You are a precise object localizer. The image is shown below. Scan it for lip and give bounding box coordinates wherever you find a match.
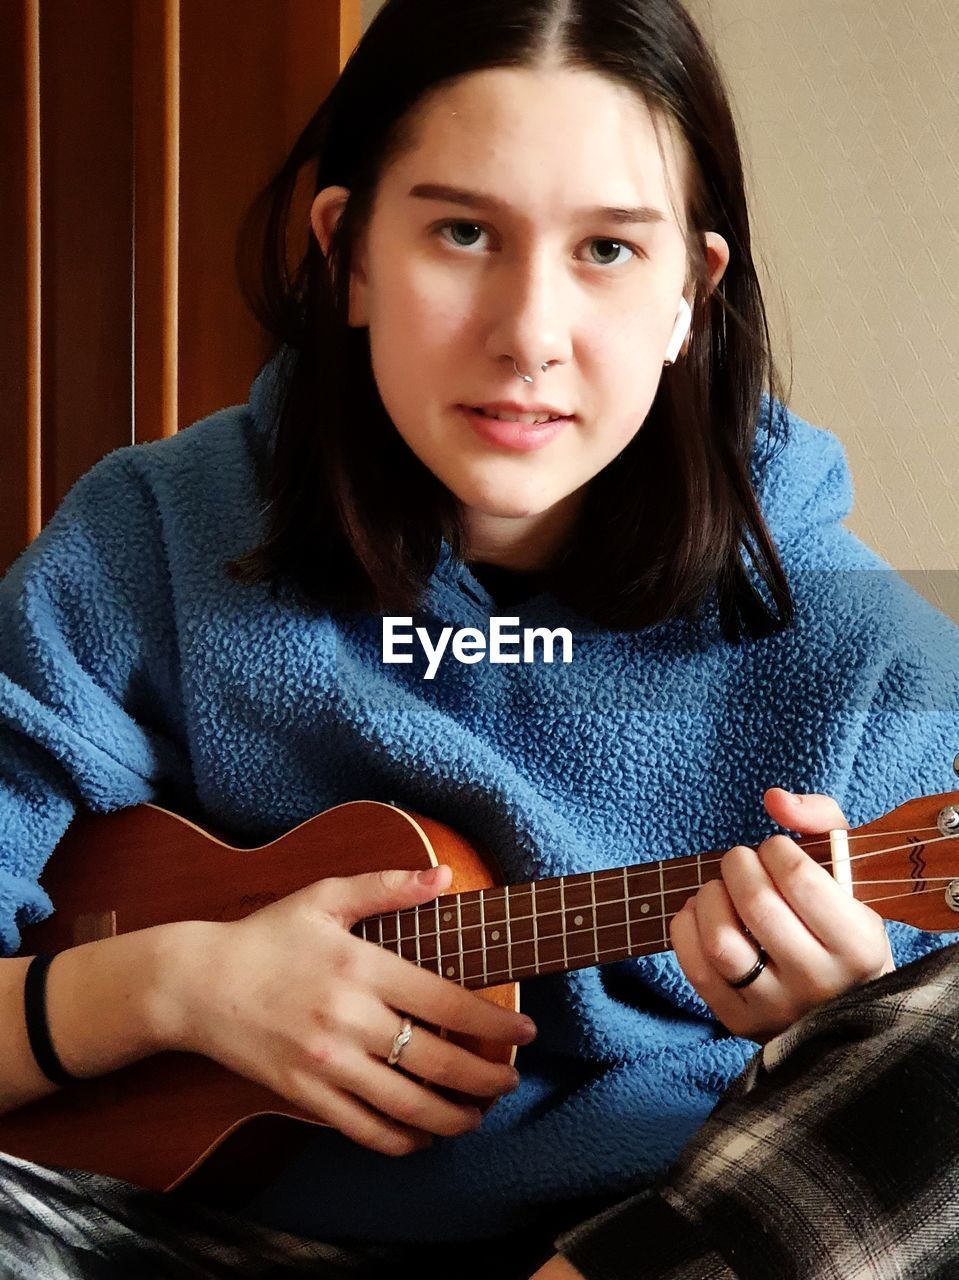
[474,400,571,418]
[459,407,571,453]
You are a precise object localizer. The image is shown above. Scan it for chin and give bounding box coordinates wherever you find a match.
[465,499,539,520]
[453,482,551,521]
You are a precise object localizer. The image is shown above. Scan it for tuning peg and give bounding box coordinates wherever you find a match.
[954,752,959,777]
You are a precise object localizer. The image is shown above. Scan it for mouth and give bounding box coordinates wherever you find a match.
[459,406,572,453]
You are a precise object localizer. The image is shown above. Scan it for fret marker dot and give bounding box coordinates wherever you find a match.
[446,966,455,977]
[640,903,650,914]
[442,911,452,923]
[491,930,500,941]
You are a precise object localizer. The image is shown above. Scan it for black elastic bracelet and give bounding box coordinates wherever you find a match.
[24,953,79,1088]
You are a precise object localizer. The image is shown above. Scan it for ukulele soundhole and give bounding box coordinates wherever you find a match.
[945,881,959,914]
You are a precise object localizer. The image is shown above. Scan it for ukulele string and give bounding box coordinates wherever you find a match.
[680,823,953,874]
[386,880,958,984]
[364,824,959,965]
[393,828,959,939]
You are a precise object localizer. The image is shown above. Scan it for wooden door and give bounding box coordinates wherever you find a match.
[0,0,361,577]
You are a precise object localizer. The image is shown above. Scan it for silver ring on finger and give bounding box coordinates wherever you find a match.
[387,1015,413,1066]
[729,946,768,991]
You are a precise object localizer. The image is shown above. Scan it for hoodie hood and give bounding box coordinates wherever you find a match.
[751,392,854,547]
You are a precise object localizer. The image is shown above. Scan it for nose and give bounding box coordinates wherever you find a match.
[486,248,573,376]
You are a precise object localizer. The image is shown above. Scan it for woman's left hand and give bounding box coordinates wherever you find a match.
[670,786,895,1042]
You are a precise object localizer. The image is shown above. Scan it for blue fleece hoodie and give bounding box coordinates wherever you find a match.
[0,351,957,1243]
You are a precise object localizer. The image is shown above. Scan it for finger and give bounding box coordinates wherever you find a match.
[670,898,778,1029]
[721,842,832,976]
[326,984,520,1100]
[682,877,774,987]
[320,864,454,928]
[366,1007,520,1100]
[722,844,824,957]
[368,945,537,1046]
[286,1071,436,1157]
[755,835,892,978]
[309,1039,486,1138]
[763,788,849,833]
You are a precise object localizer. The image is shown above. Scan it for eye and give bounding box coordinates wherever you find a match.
[587,238,641,267]
[432,220,642,267]
[436,221,487,250]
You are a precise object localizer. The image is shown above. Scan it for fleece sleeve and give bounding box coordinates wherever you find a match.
[0,450,193,955]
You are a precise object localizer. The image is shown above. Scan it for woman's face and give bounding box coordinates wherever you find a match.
[312,65,729,568]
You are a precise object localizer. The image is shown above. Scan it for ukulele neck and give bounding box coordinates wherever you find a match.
[359,847,805,988]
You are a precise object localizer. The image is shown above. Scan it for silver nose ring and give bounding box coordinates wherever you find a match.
[513,360,549,383]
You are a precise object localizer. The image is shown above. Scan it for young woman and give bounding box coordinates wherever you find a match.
[0,0,956,1276]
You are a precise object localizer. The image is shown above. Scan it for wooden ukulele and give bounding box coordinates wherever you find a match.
[2,789,958,1205]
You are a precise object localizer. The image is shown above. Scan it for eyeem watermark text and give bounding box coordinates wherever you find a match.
[383,616,574,680]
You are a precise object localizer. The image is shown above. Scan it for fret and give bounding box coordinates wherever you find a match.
[528,880,565,973]
[359,919,368,941]
[439,901,457,980]
[622,866,631,955]
[456,892,465,984]
[479,888,488,985]
[531,881,540,974]
[663,858,704,926]
[561,875,600,967]
[457,889,484,986]
[559,877,568,968]
[626,866,664,951]
[483,890,510,986]
[414,898,422,967]
[657,860,667,947]
[434,897,444,976]
[505,885,513,980]
[505,884,535,980]
[378,914,384,948]
[417,900,437,974]
[590,872,599,962]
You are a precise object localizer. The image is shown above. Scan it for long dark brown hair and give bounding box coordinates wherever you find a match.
[228,0,794,641]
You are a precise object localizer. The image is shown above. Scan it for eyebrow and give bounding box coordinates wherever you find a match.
[407,183,667,226]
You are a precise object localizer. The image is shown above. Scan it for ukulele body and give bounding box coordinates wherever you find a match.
[2,801,517,1204]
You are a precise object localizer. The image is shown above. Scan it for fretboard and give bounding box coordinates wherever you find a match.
[355,850,728,988]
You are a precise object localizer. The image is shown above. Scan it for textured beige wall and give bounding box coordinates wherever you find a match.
[360,0,958,618]
[686,0,958,621]
[361,0,383,30]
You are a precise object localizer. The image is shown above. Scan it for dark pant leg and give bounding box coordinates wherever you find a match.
[0,1151,382,1279]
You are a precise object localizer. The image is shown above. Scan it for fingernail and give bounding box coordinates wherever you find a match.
[416,867,440,884]
[516,1017,537,1042]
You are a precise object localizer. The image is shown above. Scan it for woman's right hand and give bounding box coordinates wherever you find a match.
[169,864,537,1156]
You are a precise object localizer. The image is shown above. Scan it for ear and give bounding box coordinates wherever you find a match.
[703,231,730,292]
[309,186,370,328]
[681,231,730,356]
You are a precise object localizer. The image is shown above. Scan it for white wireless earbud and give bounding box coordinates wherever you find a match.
[664,296,693,365]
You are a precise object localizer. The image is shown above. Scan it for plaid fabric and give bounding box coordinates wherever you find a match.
[0,1152,387,1279]
[556,942,959,1280]
[0,1149,564,1280]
